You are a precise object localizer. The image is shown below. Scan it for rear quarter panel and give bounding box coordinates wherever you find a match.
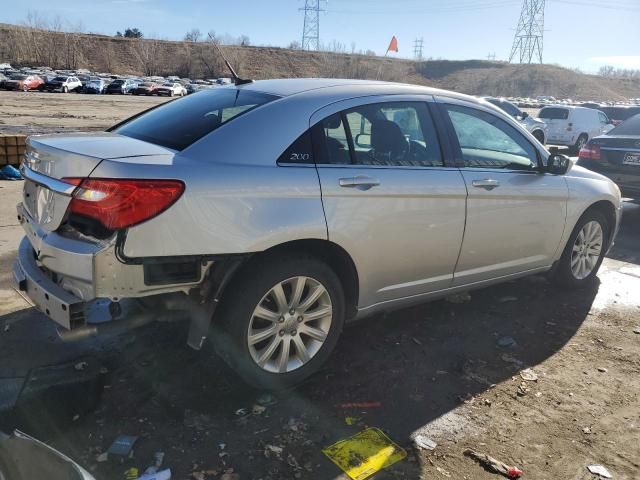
[92,157,327,257]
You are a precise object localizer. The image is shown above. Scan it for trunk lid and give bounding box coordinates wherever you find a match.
[22,133,175,232]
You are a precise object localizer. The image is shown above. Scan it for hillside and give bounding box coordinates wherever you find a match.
[1,23,639,100]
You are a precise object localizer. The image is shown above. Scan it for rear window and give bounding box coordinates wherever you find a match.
[539,107,569,120]
[114,88,278,151]
[609,114,640,135]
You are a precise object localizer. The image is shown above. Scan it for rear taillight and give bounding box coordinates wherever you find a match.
[578,143,601,161]
[63,178,185,230]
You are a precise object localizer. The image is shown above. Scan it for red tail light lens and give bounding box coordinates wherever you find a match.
[578,143,601,161]
[63,178,185,230]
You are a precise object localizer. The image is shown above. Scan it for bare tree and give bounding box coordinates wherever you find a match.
[598,65,615,77]
[184,28,201,42]
[131,38,162,75]
[288,41,301,50]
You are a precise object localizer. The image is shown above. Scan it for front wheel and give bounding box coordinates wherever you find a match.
[551,210,609,288]
[212,255,345,389]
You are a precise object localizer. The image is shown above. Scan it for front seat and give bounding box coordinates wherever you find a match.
[370,119,407,165]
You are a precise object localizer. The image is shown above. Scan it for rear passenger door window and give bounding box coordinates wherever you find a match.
[444,104,538,171]
[314,102,443,167]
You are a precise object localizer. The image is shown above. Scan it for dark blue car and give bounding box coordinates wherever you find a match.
[578,113,640,199]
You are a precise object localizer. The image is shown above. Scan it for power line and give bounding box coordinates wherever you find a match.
[509,0,545,64]
[300,0,325,51]
[413,38,424,61]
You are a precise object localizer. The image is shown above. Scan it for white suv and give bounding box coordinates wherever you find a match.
[539,105,614,152]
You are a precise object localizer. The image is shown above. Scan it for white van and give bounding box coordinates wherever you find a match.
[538,105,614,152]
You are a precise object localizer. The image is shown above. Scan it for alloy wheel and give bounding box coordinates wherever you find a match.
[247,276,333,373]
[570,220,603,280]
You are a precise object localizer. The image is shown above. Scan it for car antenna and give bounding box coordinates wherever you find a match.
[208,33,253,85]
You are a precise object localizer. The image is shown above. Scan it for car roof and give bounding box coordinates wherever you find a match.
[237,78,473,102]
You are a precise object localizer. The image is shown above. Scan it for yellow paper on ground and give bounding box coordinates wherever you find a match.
[322,427,407,480]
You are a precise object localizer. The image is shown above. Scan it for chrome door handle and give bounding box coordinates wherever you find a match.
[339,176,381,190]
[472,179,500,190]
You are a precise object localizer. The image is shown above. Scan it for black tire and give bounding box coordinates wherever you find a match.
[212,254,345,389]
[572,134,588,154]
[532,130,545,144]
[551,209,609,288]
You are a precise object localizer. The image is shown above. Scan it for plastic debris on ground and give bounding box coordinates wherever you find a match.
[124,467,139,480]
[322,427,407,480]
[413,434,437,450]
[143,451,165,474]
[138,468,171,480]
[264,444,284,460]
[345,416,360,426]
[587,464,612,478]
[497,336,517,348]
[633,326,640,334]
[520,368,538,381]
[464,449,523,478]
[107,435,138,456]
[0,165,22,180]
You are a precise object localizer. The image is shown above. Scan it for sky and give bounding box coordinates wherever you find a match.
[2,0,640,73]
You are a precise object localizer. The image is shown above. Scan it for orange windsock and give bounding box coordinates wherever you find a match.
[387,36,398,53]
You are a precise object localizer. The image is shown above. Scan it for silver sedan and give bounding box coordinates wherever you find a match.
[13,79,622,388]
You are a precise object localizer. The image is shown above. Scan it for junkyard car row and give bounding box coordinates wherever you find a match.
[13,79,623,388]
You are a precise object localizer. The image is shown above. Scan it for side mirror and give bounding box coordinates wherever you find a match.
[546,153,572,175]
[521,111,529,119]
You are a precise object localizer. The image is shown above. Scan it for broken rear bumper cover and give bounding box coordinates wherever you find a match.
[13,202,213,345]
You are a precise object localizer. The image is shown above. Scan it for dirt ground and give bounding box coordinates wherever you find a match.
[0,90,170,135]
[0,91,639,480]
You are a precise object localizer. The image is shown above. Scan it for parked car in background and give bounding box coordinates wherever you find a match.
[156,82,187,97]
[578,113,640,199]
[539,105,614,152]
[105,78,138,95]
[2,74,43,91]
[83,78,106,94]
[482,96,548,144]
[131,82,159,95]
[41,75,82,93]
[13,79,622,389]
[598,106,640,126]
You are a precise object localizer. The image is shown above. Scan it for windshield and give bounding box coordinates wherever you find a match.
[114,88,278,150]
[10,74,26,80]
[610,114,640,135]
[539,107,569,120]
[53,76,67,81]
[111,79,124,85]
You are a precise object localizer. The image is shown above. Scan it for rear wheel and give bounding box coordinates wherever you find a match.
[22,85,28,92]
[551,209,609,288]
[212,254,345,389]
[572,134,588,154]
